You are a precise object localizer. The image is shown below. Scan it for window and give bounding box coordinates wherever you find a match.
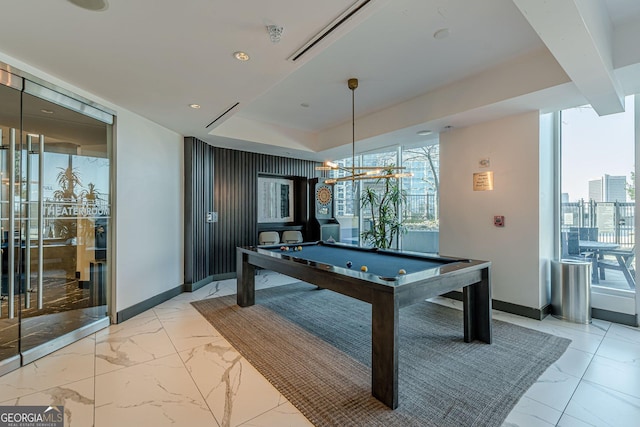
[402,144,439,253]
[560,96,635,294]
[330,142,439,252]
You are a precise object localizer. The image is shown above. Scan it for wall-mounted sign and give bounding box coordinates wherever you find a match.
[45,202,111,218]
[473,171,494,191]
[596,203,615,233]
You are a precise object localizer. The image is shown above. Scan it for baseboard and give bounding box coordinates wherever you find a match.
[493,300,548,320]
[116,284,184,323]
[184,276,214,292]
[212,272,237,280]
[592,308,638,327]
[184,273,237,292]
[441,291,547,320]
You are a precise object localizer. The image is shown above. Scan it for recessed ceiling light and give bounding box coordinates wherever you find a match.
[40,109,54,114]
[416,130,432,136]
[233,51,250,61]
[189,104,201,109]
[433,28,450,40]
[67,0,109,12]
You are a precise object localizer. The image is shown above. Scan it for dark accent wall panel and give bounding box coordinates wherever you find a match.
[184,137,319,284]
[212,146,319,275]
[184,137,215,287]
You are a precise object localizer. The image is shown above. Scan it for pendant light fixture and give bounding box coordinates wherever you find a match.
[319,78,412,184]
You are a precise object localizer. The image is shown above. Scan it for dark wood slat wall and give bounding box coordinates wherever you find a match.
[184,137,319,286]
[213,146,319,275]
[184,137,215,289]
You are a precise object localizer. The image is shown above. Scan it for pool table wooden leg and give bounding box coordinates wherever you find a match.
[463,266,492,344]
[371,290,399,409]
[237,251,255,307]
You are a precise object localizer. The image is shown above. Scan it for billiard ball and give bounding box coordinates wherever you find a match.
[297,246,303,251]
[346,261,352,268]
[360,265,368,272]
[280,246,286,251]
[399,269,407,275]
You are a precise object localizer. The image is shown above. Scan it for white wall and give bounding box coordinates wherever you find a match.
[114,111,184,312]
[440,111,547,309]
[0,51,185,316]
[538,113,557,307]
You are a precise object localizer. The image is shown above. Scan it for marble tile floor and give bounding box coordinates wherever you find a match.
[0,271,637,426]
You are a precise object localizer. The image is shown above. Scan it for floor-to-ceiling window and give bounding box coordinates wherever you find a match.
[560,95,636,322]
[330,141,439,252]
[402,143,439,253]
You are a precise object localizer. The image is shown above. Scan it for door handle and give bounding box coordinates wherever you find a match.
[8,128,15,319]
[38,135,44,310]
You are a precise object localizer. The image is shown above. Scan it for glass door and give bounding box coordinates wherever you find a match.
[0,78,22,373]
[19,88,112,363]
[0,69,112,374]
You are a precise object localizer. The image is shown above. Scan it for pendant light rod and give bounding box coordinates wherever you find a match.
[349,77,358,177]
[318,77,412,184]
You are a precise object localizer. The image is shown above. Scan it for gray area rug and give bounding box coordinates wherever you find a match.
[192,282,571,427]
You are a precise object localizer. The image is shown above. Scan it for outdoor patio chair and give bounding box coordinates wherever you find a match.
[562,231,593,260]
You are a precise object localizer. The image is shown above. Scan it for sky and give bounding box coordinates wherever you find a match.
[561,96,635,202]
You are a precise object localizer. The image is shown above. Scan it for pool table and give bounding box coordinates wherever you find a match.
[236,241,492,409]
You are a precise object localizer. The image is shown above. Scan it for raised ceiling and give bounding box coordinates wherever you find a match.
[0,0,639,161]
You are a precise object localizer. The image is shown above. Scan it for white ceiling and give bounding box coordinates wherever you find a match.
[1,0,640,161]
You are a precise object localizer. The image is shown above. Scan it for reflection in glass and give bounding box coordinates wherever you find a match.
[19,92,111,354]
[0,79,112,369]
[0,83,21,367]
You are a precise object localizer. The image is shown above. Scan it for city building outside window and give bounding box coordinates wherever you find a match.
[560,96,635,296]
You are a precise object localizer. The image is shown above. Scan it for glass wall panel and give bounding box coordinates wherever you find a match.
[402,144,439,253]
[19,91,111,354]
[0,82,22,370]
[330,142,440,252]
[560,97,635,298]
[0,72,111,372]
[360,150,398,248]
[332,157,360,245]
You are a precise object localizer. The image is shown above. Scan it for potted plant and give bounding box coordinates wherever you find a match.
[360,168,407,249]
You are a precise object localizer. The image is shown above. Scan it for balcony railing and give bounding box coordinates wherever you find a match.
[402,194,438,224]
[561,200,634,246]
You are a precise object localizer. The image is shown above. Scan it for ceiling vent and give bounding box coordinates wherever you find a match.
[205,102,240,129]
[288,0,373,62]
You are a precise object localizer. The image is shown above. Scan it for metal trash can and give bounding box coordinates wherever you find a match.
[551,259,592,324]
